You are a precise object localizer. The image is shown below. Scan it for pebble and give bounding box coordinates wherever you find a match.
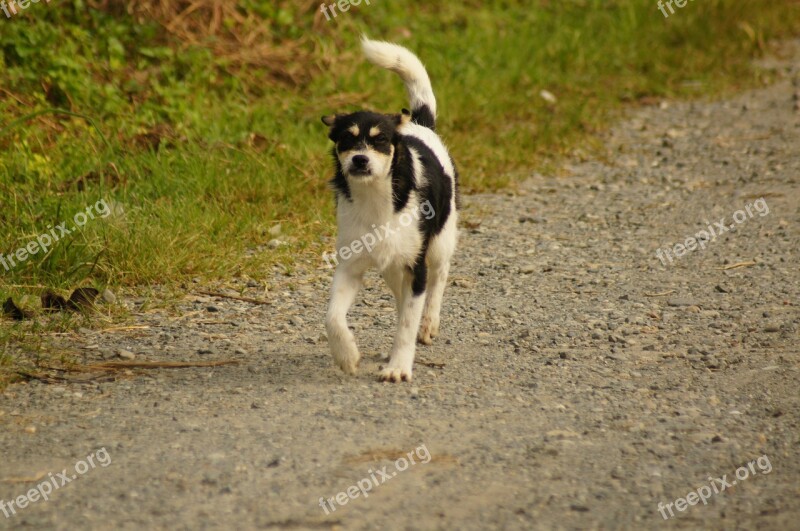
[102,289,117,304]
[519,215,547,224]
[667,298,697,307]
[117,349,136,360]
[453,278,476,288]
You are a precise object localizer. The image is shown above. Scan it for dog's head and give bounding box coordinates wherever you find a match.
[322,110,411,181]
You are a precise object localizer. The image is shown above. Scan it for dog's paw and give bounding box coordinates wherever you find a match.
[332,348,360,375]
[417,316,438,345]
[417,332,433,346]
[379,366,413,383]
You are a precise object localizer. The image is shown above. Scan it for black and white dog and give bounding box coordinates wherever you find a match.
[322,38,459,382]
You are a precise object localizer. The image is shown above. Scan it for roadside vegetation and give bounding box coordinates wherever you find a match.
[1,0,798,386]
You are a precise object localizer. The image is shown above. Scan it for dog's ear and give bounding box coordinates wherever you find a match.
[321,114,339,127]
[392,109,412,128]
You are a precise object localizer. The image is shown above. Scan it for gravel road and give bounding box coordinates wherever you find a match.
[1,43,798,531]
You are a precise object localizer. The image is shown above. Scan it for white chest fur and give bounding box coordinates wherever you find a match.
[335,191,425,272]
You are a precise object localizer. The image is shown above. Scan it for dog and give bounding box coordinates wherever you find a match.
[322,37,460,382]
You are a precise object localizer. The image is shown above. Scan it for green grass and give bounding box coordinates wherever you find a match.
[0,0,798,386]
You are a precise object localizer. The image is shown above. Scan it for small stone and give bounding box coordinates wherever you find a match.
[519,215,547,224]
[268,224,282,236]
[545,430,579,440]
[268,239,283,249]
[102,289,117,304]
[539,89,557,104]
[764,325,781,333]
[198,348,214,355]
[520,265,537,274]
[206,305,220,313]
[667,298,696,307]
[117,349,136,360]
[453,278,475,289]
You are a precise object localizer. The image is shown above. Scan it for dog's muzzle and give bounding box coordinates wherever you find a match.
[349,155,371,176]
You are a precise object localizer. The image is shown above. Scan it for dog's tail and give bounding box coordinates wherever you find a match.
[361,37,437,129]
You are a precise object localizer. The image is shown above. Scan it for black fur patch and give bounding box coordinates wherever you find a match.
[329,150,350,202]
[326,111,397,154]
[411,104,436,130]
[411,246,428,296]
[395,135,453,240]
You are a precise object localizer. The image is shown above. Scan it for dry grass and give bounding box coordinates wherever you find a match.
[89,0,321,84]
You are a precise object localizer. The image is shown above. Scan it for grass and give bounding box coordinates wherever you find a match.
[0,0,798,387]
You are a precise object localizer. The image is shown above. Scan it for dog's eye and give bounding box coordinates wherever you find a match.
[372,134,388,143]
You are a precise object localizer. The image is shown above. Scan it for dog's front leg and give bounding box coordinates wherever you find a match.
[326,265,364,375]
[380,266,426,382]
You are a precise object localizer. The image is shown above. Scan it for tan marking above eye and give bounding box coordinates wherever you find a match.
[369,126,381,137]
[348,125,360,136]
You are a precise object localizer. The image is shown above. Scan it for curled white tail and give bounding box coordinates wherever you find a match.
[361,37,437,121]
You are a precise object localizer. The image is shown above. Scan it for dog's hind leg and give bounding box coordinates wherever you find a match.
[326,265,365,375]
[418,259,449,345]
[380,264,425,382]
[419,217,457,345]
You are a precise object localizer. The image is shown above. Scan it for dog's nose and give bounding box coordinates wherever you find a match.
[352,155,369,168]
